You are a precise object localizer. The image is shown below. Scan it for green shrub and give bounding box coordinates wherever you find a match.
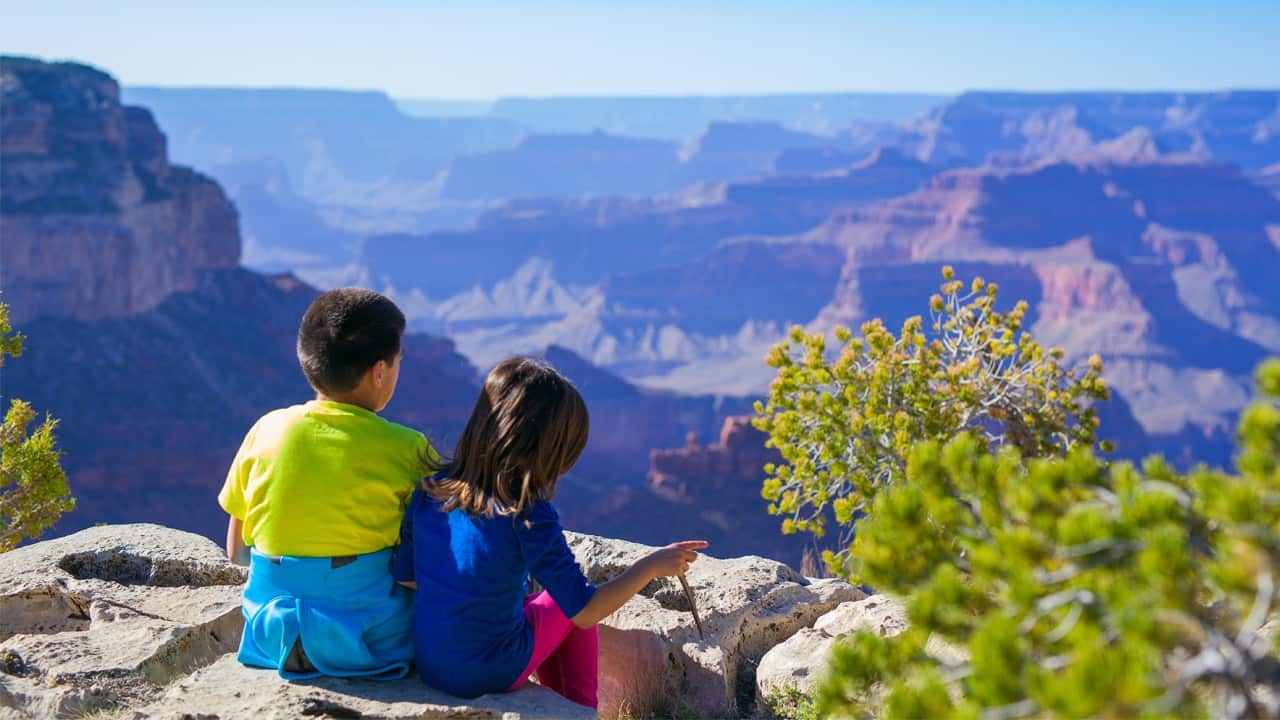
[754,268,1109,575]
[0,302,74,551]
[762,683,820,720]
[818,359,1280,719]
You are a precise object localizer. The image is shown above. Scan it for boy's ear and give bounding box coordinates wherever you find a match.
[371,359,389,387]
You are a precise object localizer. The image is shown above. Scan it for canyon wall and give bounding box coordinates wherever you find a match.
[1,57,240,324]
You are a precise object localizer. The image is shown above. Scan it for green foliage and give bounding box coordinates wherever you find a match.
[0,302,74,551]
[754,268,1109,575]
[817,359,1280,719]
[762,683,821,720]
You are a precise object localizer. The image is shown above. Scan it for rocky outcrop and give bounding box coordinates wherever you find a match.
[677,122,827,184]
[566,532,863,718]
[573,414,836,570]
[0,525,590,719]
[1,525,862,719]
[0,56,240,324]
[648,417,776,502]
[754,595,966,713]
[755,595,909,703]
[525,347,755,529]
[0,524,245,718]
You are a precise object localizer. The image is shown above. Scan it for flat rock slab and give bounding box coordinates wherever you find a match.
[0,524,246,596]
[567,532,864,718]
[2,525,858,719]
[755,594,908,705]
[132,654,596,720]
[755,594,968,712]
[0,525,246,718]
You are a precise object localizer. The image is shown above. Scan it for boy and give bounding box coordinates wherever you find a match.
[219,288,431,679]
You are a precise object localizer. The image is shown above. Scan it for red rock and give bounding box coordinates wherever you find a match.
[1,57,239,324]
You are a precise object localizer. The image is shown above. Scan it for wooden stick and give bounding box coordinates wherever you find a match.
[677,573,704,641]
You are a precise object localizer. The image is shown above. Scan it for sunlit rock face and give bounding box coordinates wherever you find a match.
[1,56,240,324]
[0,525,593,720]
[0,58,480,543]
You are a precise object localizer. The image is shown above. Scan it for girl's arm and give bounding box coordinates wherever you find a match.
[225,516,250,566]
[570,540,708,628]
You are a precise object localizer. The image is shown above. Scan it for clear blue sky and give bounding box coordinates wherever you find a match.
[3,0,1277,98]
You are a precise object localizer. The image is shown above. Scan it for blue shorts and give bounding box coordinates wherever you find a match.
[237,548,414,680]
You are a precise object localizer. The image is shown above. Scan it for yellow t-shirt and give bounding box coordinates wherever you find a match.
[218,400,433,557]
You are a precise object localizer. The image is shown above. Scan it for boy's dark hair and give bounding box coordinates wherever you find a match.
[297,288,405,394]
[427,357,589,517]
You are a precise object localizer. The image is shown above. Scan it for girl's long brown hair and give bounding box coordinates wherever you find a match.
[426,357,589,517]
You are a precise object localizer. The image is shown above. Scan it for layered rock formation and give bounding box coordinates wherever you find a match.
[374,148,938,397]
[1,57,241,324]
[525,347,755,527]
[905,91,1280,170]
[0,58,478,541]
[806,157,1280,461]
[677,122,827,183]
[122,86,522,195]
[125,88,942,268]
[10,55,1280,579]
[648,417,774,501]
[595,416,825,569]
[484,93,945,140]
[441,132,681,200]
[364,142,934,301]
[0,57,755,550]
[0,525,864,719]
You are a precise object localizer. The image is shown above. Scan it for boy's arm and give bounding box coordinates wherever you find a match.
[391,486,419,589]
[226,516,250,566]
[219,419,260,566]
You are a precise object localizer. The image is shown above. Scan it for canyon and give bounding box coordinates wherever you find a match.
[3,55,1279,568]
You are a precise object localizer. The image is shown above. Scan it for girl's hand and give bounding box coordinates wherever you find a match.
[640,540,709,578]
[571,540,711,629]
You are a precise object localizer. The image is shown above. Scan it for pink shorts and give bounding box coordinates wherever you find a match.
[506,591,599,709]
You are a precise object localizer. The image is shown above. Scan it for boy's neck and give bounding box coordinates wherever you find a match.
[315,391,380,413]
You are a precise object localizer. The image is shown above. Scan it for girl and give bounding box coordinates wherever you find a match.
[393,357,706,708]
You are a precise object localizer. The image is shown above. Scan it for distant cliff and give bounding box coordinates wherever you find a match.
[1,56,240,324]
[440,131,681,200]
[0,58,478,540]
[1,58,771,545]
[910,91,1280,169]
[484,93,946,139]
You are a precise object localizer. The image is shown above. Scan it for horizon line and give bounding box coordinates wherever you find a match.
[120,83,1280,103]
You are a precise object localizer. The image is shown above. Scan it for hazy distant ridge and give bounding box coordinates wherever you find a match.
[413,93,949,139]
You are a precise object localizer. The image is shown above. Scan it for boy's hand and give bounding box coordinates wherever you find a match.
[640,540,708,578]
[226,516,250,566]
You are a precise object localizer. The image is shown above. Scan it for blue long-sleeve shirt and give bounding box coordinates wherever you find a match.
[392,487,596,698]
